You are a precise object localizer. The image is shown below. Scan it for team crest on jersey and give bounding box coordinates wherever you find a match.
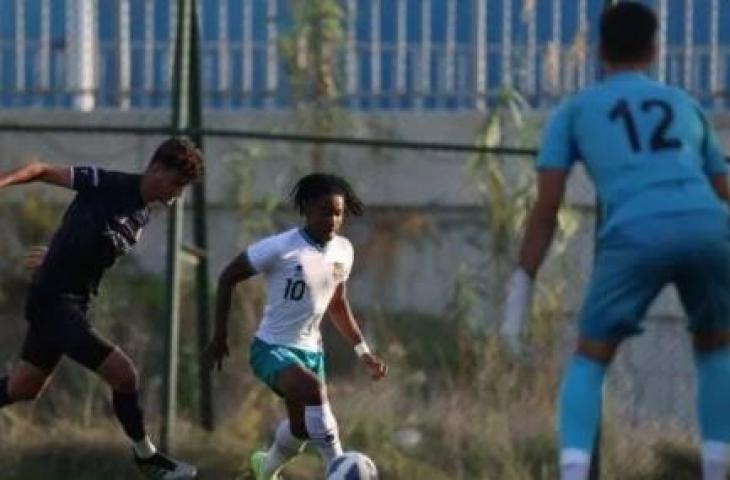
[333,262,346,283]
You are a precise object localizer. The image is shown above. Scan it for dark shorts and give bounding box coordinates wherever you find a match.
[21,287,114,373]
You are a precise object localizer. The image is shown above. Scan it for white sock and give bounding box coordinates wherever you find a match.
[304,403,343,465]
[560,448,590,480]
[132,435,157,459]
[263,420,306,476]
[702,441,729,480]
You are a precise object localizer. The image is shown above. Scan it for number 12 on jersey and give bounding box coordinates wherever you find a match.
[608,98,682,153]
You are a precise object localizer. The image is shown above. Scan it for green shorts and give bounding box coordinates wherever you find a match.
[249,337,325,396]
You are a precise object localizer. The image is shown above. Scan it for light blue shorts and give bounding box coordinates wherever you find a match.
[249,337,325,396]
[579,212,730,340]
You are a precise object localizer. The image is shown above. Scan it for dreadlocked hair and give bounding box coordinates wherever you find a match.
[149,136,204,181]
[290,173,364,216]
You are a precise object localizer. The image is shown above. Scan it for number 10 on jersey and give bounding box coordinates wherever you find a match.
[284,279,306,301]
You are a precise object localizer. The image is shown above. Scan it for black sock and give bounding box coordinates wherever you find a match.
[112,390,146,442]
[0,377,13,408]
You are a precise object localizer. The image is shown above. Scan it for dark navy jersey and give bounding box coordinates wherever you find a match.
[32,166,150,299]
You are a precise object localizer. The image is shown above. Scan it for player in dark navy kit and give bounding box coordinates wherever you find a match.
[0,137,203,479]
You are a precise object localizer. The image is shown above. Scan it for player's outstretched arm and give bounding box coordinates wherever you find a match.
[203,252,257,371]
[0,162,72,189]
[327,283,388,380]
[501,169,568,353]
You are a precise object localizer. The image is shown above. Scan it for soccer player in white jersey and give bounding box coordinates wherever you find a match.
[204,173,388,479]
[502,3,730,480]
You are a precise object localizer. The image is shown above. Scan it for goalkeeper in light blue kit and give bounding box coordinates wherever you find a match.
[501,3,730,480]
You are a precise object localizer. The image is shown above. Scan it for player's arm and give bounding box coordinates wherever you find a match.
[327,283,387,380]
[501,170,568,353]
[501,98,574,353]
[204,252,258,370]
[518,169,568,276]
[0,162,72,189]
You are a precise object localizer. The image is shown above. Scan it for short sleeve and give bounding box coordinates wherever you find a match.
[537,100,578,171]
[246,235,281,273]
[696,108,728,176]
[71,166,101,191]
[71,166,129,192]
[339,238,354,283]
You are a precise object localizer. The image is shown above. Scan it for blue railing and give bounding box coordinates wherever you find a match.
[0,0,728,111]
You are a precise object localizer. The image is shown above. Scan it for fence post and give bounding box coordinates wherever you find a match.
[161,0,213,449]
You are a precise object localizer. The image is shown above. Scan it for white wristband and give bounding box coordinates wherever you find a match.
[354,342,371,357]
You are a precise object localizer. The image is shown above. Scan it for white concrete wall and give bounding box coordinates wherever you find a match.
[0,110,728,316]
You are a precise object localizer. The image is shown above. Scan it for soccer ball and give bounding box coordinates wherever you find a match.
[326,452,378,479]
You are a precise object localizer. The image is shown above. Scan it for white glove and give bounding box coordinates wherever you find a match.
[500,268,533,355]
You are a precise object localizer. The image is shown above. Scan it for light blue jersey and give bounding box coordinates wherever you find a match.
[538,71,730,341]
[538,72,727,236]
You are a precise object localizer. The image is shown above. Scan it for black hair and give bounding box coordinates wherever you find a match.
[600,2,657,64]
[149,136,204,181]
[290,173,364,216]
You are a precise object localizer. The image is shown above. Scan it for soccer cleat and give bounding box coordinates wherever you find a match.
[134,450,198,479]
[249,451,281,480]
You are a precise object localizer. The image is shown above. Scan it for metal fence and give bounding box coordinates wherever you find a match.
[0,108,722,476]
[0,0,729,111]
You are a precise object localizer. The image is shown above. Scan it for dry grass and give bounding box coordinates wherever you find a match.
[0,365,703,480]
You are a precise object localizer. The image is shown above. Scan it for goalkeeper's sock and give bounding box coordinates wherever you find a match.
[558,354,606,480]
[560,456,590,480]
[695,348,730,480]
[700,441,728,480]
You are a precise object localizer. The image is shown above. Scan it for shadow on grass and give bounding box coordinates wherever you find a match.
[621,442,702,480]
[0,440,245,480]
[0,434,330,480]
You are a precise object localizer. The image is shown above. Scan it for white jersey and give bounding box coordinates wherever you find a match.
[247,228,354,352]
